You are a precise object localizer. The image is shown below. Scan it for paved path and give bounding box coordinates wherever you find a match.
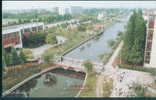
[95,41,124,97]
[96,75,104,97]
[31,44,60,59]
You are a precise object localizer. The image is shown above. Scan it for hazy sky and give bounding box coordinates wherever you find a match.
[2,1,156,10]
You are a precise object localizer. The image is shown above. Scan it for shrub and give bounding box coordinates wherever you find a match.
[83,60,93,73]
[22,49,32,55]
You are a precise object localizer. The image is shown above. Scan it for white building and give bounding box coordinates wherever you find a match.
[2,22,45,48]
[144,10,156,68]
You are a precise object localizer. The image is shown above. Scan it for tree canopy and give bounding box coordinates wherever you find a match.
[121,10,146,65]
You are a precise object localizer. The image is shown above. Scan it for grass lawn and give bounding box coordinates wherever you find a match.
[79,72,97,97]
[3,63,56,92]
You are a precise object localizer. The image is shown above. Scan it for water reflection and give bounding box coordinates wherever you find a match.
[6,68,85,97]
[43,73,57,87]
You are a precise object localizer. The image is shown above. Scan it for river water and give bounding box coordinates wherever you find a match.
[64,17,129,62]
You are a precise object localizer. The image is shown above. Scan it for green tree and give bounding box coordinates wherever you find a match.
[19,51,27,64]
[121,10,146,65]
[83,60,93,73]
[11,47,21,65]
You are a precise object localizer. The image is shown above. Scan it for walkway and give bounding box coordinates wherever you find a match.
[96,75,104,97]
[95,41,124,97]
[31,44,60,59]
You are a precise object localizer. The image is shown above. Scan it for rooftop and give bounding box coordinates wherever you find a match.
[2,22,44,34]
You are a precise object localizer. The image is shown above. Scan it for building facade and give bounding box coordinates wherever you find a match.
[144,10,156,68]
[2,22,45,48]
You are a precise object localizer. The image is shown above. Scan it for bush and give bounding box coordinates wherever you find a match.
[46,33,57,45]
[133,83,146,97]
[42,52,54,64]
[22,49,32,55]
[83,60,93,73]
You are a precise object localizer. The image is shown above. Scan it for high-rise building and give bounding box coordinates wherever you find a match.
[144,10,156,68]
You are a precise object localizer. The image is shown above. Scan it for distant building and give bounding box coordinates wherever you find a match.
[97,11,107,20]
[93,24,104,30]
[144,10,156,68]
[70,6,84,14]
[2,22,45,48]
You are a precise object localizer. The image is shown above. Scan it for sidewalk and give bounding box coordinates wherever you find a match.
[31,44,60,59]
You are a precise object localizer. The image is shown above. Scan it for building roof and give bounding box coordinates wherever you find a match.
[2,22,44,34]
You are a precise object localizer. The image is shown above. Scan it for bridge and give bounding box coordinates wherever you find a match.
[54,41,123,73]
[55,56,104,73]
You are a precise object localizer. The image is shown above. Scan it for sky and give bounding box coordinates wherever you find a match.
[2,1,156,11]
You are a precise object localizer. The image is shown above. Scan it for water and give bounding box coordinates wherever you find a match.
[64,18,128,62]
[7,68,85,97]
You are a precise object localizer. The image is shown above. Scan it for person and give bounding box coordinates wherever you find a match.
[38,57,42,64]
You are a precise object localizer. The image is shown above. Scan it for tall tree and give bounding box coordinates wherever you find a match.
[121,10,146,65]
[11,47,21,65]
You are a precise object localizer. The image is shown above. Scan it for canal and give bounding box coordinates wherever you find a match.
[64,17,129,62]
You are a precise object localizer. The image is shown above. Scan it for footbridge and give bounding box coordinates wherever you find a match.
[55,56,104,72]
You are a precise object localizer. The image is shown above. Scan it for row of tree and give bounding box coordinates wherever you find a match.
[121,10,146,65]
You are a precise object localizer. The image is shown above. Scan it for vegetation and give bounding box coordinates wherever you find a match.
[3,47,27,66]
[19,51,27,64]
[3,63,56,91]
[133,83,146,97]
[121,10,146,65]
[79,73,97,97]
[23,33,47,48]
[42,52,55,64]
[107,39,116,48]
[46,33,57,44]
[83,60,93,73]
[3,9,73,26]
[99,52,112,64]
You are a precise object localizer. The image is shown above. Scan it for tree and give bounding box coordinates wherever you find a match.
[19,51,27,64]
[23,33,47,48]
[46,33,57,44]
[83,60,93,73]
[121,10,146,65]
[11,47,21,65]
